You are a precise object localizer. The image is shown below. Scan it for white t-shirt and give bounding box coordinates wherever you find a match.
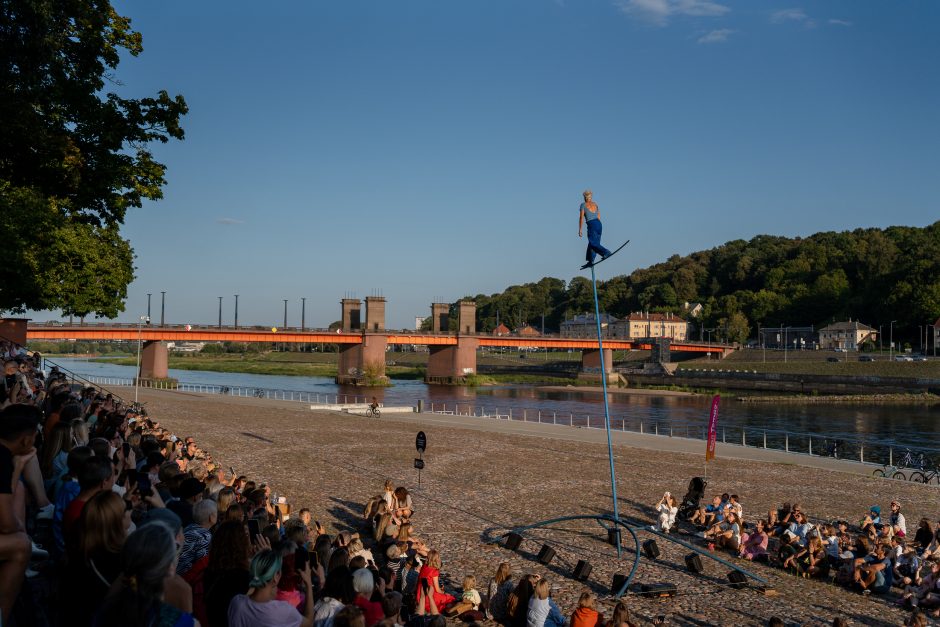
[228,594,303,627]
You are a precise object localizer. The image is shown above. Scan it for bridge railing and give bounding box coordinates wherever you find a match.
[425,402,940,472]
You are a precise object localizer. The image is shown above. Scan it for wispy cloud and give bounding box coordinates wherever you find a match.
[771,7,817,28]
[698,28,734,44]
[216,218,244,226]
[616,0,730,26]
[828,18,852,27]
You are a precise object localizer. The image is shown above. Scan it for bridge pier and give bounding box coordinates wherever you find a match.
[336,297,389,386]
[425,301,478,384]
[139,341,169,380]
[581,348,613,373]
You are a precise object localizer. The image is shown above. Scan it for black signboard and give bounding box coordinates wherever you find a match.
[413,458,425,470]
[416,431,427,453]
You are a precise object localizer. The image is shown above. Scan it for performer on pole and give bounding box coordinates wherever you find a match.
[578,189,612,266]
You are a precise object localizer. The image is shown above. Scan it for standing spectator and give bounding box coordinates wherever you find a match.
[352,567,385,626]
[204,521,253,627]
[63,456,115,540]
[0,404,41,625]
[169,477,206,527]
[179,499,217,576]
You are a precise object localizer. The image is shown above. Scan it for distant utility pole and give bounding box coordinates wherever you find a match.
[160,291,166,327]
[218,297,223,329]
[283,299,288,329]
[301,297,306,332]
[234,295,239,329]
[147,293,152,319]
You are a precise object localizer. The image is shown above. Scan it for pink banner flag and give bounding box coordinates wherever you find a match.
[705,394,720,462]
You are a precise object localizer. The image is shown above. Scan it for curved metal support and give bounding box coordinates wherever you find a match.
[485,513,768,598]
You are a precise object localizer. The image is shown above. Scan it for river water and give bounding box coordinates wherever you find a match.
[50,357,940,451]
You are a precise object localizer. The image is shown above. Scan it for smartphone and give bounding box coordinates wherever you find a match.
[136,472,153,498]
[230,466,236,477]
[248,519,261,543]
[310,550,320,569]
[295,548,308,571]
[122,442,131,457]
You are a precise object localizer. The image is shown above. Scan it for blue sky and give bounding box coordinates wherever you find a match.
[46,0,939,329]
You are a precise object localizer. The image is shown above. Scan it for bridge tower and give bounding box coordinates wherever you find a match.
[430,303,449,332]
[336,297,389,386]
[426,300,479,384]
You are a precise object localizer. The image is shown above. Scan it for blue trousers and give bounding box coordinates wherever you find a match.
[586,219,611,263]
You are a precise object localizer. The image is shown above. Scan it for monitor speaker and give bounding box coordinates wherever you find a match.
[611,574,628,595]
[640,582,677,598]
[727,570,747,589]
[642,539,661,559]
[504,532,523,551]
[572,560,592,581]
[607,528,621,547]
[684,553,704,573]
[537,544,556,565]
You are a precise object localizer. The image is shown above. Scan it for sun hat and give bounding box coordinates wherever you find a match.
[870,505,881,515]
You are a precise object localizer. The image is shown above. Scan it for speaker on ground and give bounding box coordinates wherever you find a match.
[684,553,703,573]
[505,532,523,551]
[640,582,677,598]
[572,560,592,581]
[607,528,621,547]
[642,539,660,559]
[537,544,556,565]
[611,574,628,595]
[727,570,747,589]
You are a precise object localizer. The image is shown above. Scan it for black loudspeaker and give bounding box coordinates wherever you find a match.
[684,553,704,573]
[727,570,747,589]
[572,560,592,581]
[607,528,621,547]
[611,574,628,595]
[505,533,523,551]
[640,583,678,598]
[537,544,556,565]
[642,539,661,559]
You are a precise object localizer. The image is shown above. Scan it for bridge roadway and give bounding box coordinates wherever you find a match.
[27,324,728,354]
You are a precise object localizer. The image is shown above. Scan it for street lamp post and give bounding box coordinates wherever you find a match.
[784,324,788,363]
[878,324,883,352]
[889,320,897,360]
[301,297,306,332]
[283,299,288,329]
[218,297,223,330]
[135,315,151,403]
[160,291,166,327]
[147,293,152,319]
[234,295,239,329]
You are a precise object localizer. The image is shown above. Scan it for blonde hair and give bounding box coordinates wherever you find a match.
[582,189,592,198]
[426,549,442,570]
[385,479,394,492]
[494,562,511,585]
[462,575,476,591]
[577,591,595,609]
[534,578,550,600]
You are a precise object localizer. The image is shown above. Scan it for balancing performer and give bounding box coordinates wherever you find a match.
[578,189,612,266]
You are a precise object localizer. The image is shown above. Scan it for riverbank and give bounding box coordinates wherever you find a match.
[134,387,932,626]
[738,392,940,404]
[538,385,697,397]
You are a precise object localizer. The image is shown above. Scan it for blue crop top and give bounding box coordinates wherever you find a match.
[581,202,599,222]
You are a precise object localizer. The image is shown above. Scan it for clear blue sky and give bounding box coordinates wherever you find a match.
[49,0,940,329]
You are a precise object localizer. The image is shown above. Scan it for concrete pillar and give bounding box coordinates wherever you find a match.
[458,301,476,335]
[364,297,386,332]
[582,348,613,373]
[139,341,169,380]
[0,318,29,346]
[431,303,449,333]
[341,299,361,332]
[426,337,479,383]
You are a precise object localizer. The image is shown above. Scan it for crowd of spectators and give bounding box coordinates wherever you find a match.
[678,486,940,621]
[3,339,936,627]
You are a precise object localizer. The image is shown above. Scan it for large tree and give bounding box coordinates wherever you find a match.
[0,0,187,316]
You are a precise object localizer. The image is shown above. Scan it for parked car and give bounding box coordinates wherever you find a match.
[894,355,913,362]
[913,355,928,362]
[859,355,876,362]
[826,357,840,363]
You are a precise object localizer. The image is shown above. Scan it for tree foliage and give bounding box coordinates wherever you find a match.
[0,0,187,315]
[468,222,940,345]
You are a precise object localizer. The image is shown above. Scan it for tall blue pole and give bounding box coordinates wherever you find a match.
[590,265,622,556]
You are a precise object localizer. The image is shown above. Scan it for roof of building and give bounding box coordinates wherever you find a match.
[515,325,541,336]
[491,323,511,336]
[819,321,876,332]
[562,314,618,325]
[624,311,685,322]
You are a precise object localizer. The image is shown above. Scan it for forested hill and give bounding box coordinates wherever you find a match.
[469,221,940,344]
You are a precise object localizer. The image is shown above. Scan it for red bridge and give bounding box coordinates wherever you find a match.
[6,298,732,384]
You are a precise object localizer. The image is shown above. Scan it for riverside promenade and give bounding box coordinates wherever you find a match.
[132,387,935,626]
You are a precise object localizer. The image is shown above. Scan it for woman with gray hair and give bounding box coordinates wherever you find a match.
[93,522,198,627]
[228,548,315,627]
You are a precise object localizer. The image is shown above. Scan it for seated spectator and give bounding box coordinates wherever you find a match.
[690,495,723,528]
[353,567,385,626]
[0,404,41,625]
[487,562,514,623]
[526,578,564,627]
[570,591,604,627]
[314,565,354,627]
[703,511,741,550]
[63,453,114,543]
[227,548,314,627]
[168,476,206,527]
[392,487,413,524]
[379,590,404,627]
[890,500,908,537]
[654,491,678,533]
[861,505,881,534]
[506,574,538,627]
[53,445,93,553]
[63,490,129,626]
[205,521,253,627]
[855,542,893,594]
[93,522,198,627]
[914,518,935,553]
[417,550,455,613]
[605,600,637,627]
[40,421,72,494]
[337,605,368,627]
[739,520,769,561]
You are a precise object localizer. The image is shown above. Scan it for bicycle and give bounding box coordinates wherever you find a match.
[871,464,907,480]
[366,406,381,417]
[908,464,940,485]
[898,449,926,471]
[254,388,266,399]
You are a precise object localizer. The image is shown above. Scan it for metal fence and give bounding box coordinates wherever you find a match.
[426,402,940,473]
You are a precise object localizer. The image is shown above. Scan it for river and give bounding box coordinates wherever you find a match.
[50,357,940,451]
